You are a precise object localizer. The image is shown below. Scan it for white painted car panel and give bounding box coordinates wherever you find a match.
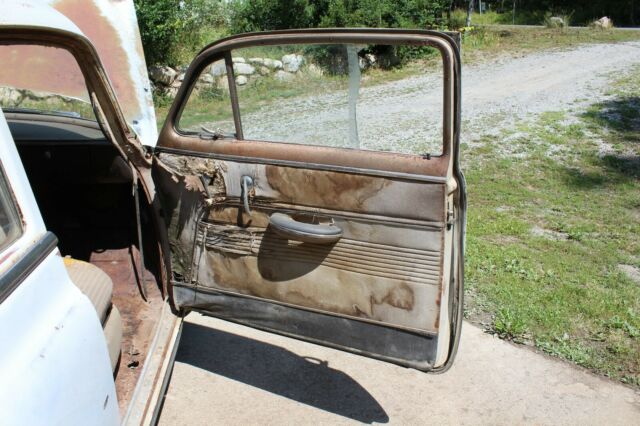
[0,0,158,147]
[0,110,119,425]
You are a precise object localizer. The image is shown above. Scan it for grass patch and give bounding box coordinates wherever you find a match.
[464,67,640,387]
[461,26,640,64]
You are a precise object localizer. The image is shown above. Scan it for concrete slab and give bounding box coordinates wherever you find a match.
[158,313,640,425]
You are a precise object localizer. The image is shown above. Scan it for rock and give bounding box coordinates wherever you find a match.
[148,65,177,86]
[274,70,294,82]
[233,63,256,76]
[23,89,48,100]
[0,86,22,103]
[258,66,270,76]
[170,79,181,88]
[263,58,283,70]
[282,54,305,73]
[365,53,377,66]
[359,53,377,69]
[593,16,613,29]
[248,57,265,65]
[210,61,227,77]
[198,73,214,84]
[235,75,248,86]
[232,57,245,63]
[547,16,565,28]
[177,73,186,82]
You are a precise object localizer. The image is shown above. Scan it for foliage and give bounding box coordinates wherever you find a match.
[134,0,227,66]
[228,0,450,32]
[228,0,317,33]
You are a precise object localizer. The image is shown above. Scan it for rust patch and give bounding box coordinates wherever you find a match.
[377,282,415,311]
[54,0,140,119]
[263,165,384,208]
[265,165,391,211]
[193,223,441,332]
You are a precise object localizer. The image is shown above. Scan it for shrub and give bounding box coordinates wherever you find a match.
[135,0,228,66]
[228,0,317,33]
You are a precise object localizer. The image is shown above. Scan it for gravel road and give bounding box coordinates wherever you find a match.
[239,41,640,157]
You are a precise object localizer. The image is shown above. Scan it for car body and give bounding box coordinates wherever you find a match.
[0,2,465,424]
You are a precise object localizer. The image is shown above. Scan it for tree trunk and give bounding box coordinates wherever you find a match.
[512,0,516,25]
[465,0,474,27]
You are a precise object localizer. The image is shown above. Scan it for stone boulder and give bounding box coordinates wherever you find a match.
[0,86,22,103]
[547,16,565,28]
[593,16,613,29]
[210,61,227,77]
[235,75,248,86]
[198,74,214,84]
[232,57,245,63]
[263,58,283,70]
[233,62,256,76]
[282,54,305,73]
[148,65,177,86]
[274,70,294,82]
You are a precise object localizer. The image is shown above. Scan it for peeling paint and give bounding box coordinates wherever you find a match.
[0,0,157,145]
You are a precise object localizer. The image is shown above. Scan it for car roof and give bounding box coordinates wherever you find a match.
[0,0,157,147]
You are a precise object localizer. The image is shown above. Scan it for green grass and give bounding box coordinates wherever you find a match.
[460,26,640,64]
[463,67,640,387]
[450,9,545,28]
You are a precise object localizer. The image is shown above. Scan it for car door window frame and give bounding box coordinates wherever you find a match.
[160,29,460,179]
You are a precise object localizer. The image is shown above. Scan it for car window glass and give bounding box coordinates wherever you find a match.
[178,43,444,156]
[0,165,23,252]
[0,45,96,120]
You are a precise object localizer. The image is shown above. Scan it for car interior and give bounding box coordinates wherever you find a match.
[7,112,165,412]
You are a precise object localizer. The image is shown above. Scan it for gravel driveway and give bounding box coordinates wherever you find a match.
[239,41,640,157]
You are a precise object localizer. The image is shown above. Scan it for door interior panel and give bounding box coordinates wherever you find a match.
[154,151,452,368]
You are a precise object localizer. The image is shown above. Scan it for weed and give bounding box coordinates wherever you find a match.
[494,307,527,340]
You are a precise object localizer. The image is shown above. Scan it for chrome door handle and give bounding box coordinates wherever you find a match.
[241,175,253,215]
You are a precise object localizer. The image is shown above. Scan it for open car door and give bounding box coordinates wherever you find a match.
[153,29,465,371]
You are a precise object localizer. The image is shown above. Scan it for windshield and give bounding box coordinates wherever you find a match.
[0,44,96,120]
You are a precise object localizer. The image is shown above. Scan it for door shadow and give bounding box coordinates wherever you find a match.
[174,322,389,424]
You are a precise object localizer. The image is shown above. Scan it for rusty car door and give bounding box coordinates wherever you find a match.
[153,30,465,371]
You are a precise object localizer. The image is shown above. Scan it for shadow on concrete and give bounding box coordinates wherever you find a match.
[174,322,389,424]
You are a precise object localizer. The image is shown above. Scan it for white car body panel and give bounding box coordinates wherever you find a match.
[0,109,119,425]
[0,0,158,146]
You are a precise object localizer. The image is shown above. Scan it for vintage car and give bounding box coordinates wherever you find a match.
[0,1,465,424]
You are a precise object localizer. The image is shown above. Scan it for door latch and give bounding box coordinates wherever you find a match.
[446,207,455,230]
[241,175,254,215]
